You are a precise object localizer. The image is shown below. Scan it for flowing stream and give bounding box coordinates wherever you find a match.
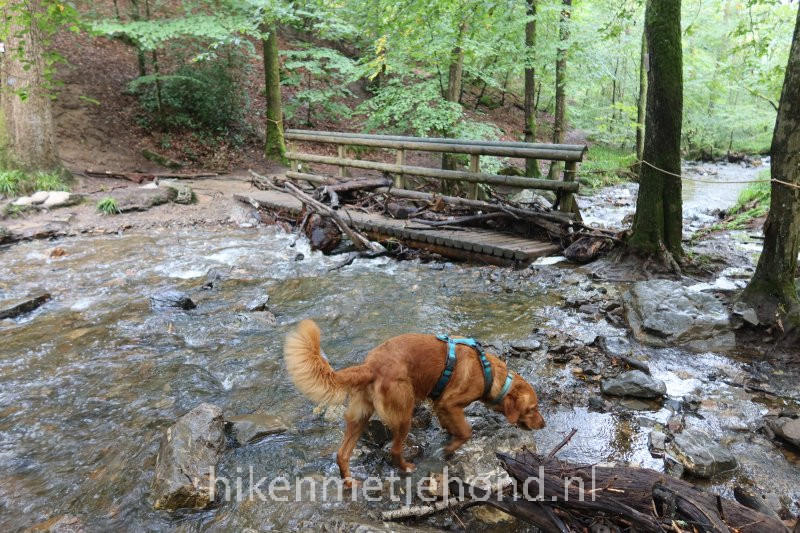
[1,161,798,531]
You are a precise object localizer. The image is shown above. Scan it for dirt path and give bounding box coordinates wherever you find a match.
[1,170,286,241]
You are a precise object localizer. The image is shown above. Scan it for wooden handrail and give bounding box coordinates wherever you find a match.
[285,130,584,161]
[286,129,587,154]
[286,152,579,192]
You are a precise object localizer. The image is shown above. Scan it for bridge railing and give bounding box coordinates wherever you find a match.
[284,129,586,215]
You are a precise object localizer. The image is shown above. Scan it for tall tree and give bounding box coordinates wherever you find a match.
[627,0,683,260]
[523,0,541,178]
[263,24,286,160]
[548,0,571,180]
[0,0,62,172]
[742,5,800,331]
[635,28,647,176]
[442,19,467,178]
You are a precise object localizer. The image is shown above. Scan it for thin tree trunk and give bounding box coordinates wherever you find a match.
[548,0,571,180]
[0,0,61,171]
[635,28,648,177]
[262,24,286,160]
[524,0,542,178]
[628,0,683,259]
[442,20,467,193]
[742,6,800,329]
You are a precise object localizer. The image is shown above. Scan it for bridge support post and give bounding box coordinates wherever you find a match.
[394,149,407,189]
[560,160,579,219]
[468,155,480,200]
[338,145,349,178]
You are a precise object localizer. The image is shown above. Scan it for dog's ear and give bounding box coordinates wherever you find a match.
[502,395,521,424]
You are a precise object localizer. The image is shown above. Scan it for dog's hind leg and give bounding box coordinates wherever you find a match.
[433,405,472,457]
[337,393,373,488]
[374,380,415,473]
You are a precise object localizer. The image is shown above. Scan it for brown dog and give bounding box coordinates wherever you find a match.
[285,320,545,485]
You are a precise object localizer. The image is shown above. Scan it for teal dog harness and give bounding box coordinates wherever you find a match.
[431,334,513,405]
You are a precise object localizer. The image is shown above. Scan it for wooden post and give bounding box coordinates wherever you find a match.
[289,141,298,172]
[560,160,577,216]
[395,149,407,189]
[337,145,349,178]
[468,154,480,200]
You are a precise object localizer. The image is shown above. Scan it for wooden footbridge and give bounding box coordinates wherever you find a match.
[242,130,587,265]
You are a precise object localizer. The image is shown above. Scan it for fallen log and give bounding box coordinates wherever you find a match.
[84,169,218,184]
[323,177,391,194]
[498,450,789,533]
[0,293,51,319]
[408,212,512,228]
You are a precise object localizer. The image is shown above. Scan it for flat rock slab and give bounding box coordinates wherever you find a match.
[601,370,666,399]
[226,412,288,445]
[152,403,226,510]
[0,293,51,319]
[668,428,737,479]
[623,280,735,352]
[112,186,177,212]
[767,417,800,449]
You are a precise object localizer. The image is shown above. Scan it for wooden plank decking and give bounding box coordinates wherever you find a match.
[238,190,560,265]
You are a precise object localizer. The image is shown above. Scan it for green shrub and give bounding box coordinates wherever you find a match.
[0,170,69,197]
[0,170,24,197]
[578,145,637,189]
[97,197,120,215]
[34,172,70,192]
[132,59,247,136]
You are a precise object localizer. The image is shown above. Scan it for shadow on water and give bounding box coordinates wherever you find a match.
[0,224,797,531]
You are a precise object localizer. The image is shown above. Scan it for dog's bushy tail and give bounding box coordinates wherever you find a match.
[284,320,374,405]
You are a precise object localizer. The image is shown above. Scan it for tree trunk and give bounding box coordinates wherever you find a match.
[548,0,571,180]
[442,20,467,193]
[524,0,541,178]
[262,24,286,161]
[635,28,648,177]
[627,0,683,259]
[0,0,61,172]
[742,6,800,329]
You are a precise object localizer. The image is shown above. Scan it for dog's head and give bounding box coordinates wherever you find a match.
[499,376,545,430]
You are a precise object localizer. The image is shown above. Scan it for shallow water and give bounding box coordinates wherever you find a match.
[1,224,798,531]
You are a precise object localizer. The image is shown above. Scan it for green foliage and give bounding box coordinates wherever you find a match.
[97,197,120,216]
[578,145,637,189]
[282,46,357,125]
[134,59,247,135]
[0,170,69,197]
[732,171,771,214]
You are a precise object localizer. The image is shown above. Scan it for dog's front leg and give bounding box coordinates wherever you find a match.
[433,405,472,457]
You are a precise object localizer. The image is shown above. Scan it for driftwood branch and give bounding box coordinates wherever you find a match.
[408,212,511,228]
[84,169,218,183]
[250,171,385,254]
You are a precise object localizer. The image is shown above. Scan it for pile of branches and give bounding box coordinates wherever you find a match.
[382,431,792,533]
[249,172,621,261]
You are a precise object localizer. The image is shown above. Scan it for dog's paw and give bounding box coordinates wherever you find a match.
[432,447,450,460]
[343,477,360,489]
[402,464,416,474]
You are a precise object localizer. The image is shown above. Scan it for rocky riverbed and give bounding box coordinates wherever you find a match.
[1,160,798,531]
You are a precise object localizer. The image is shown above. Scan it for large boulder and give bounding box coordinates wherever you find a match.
[305,213,341,254]
[668,428,737,479]
[601,370,666,399]
[226,412,288,446]
[623,280,735,352]
[112,186,177,212]
[152,403,226,510]
[766,417,800,449]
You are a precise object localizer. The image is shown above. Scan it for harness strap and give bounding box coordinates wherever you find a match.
[490,373,514,405]
[432,334,506,402]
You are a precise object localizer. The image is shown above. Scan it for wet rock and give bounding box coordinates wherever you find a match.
[244,294,270,312]
[0,225,11,244]
[112,186,177,212]
[663,454,685,478]
[412,405,433,428]
[152,403,226,510]
[149,290,196,310]
[668,428,737,479]
[13,195,36,206]
[596,335,632,357]
[305,213,342,254]
[766,417,800,449]
[648,429,667,458]
[24,514,84,533]
[386,201,418,219]
[364,419,391,447]
[226,412,288,445]
[202,268,224,290]
[588,396,608,412]
[732,301,759,327]
[601,370,666,399]
[0,292,51,319]
[294,253,305,261]
[622,280,735,352]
